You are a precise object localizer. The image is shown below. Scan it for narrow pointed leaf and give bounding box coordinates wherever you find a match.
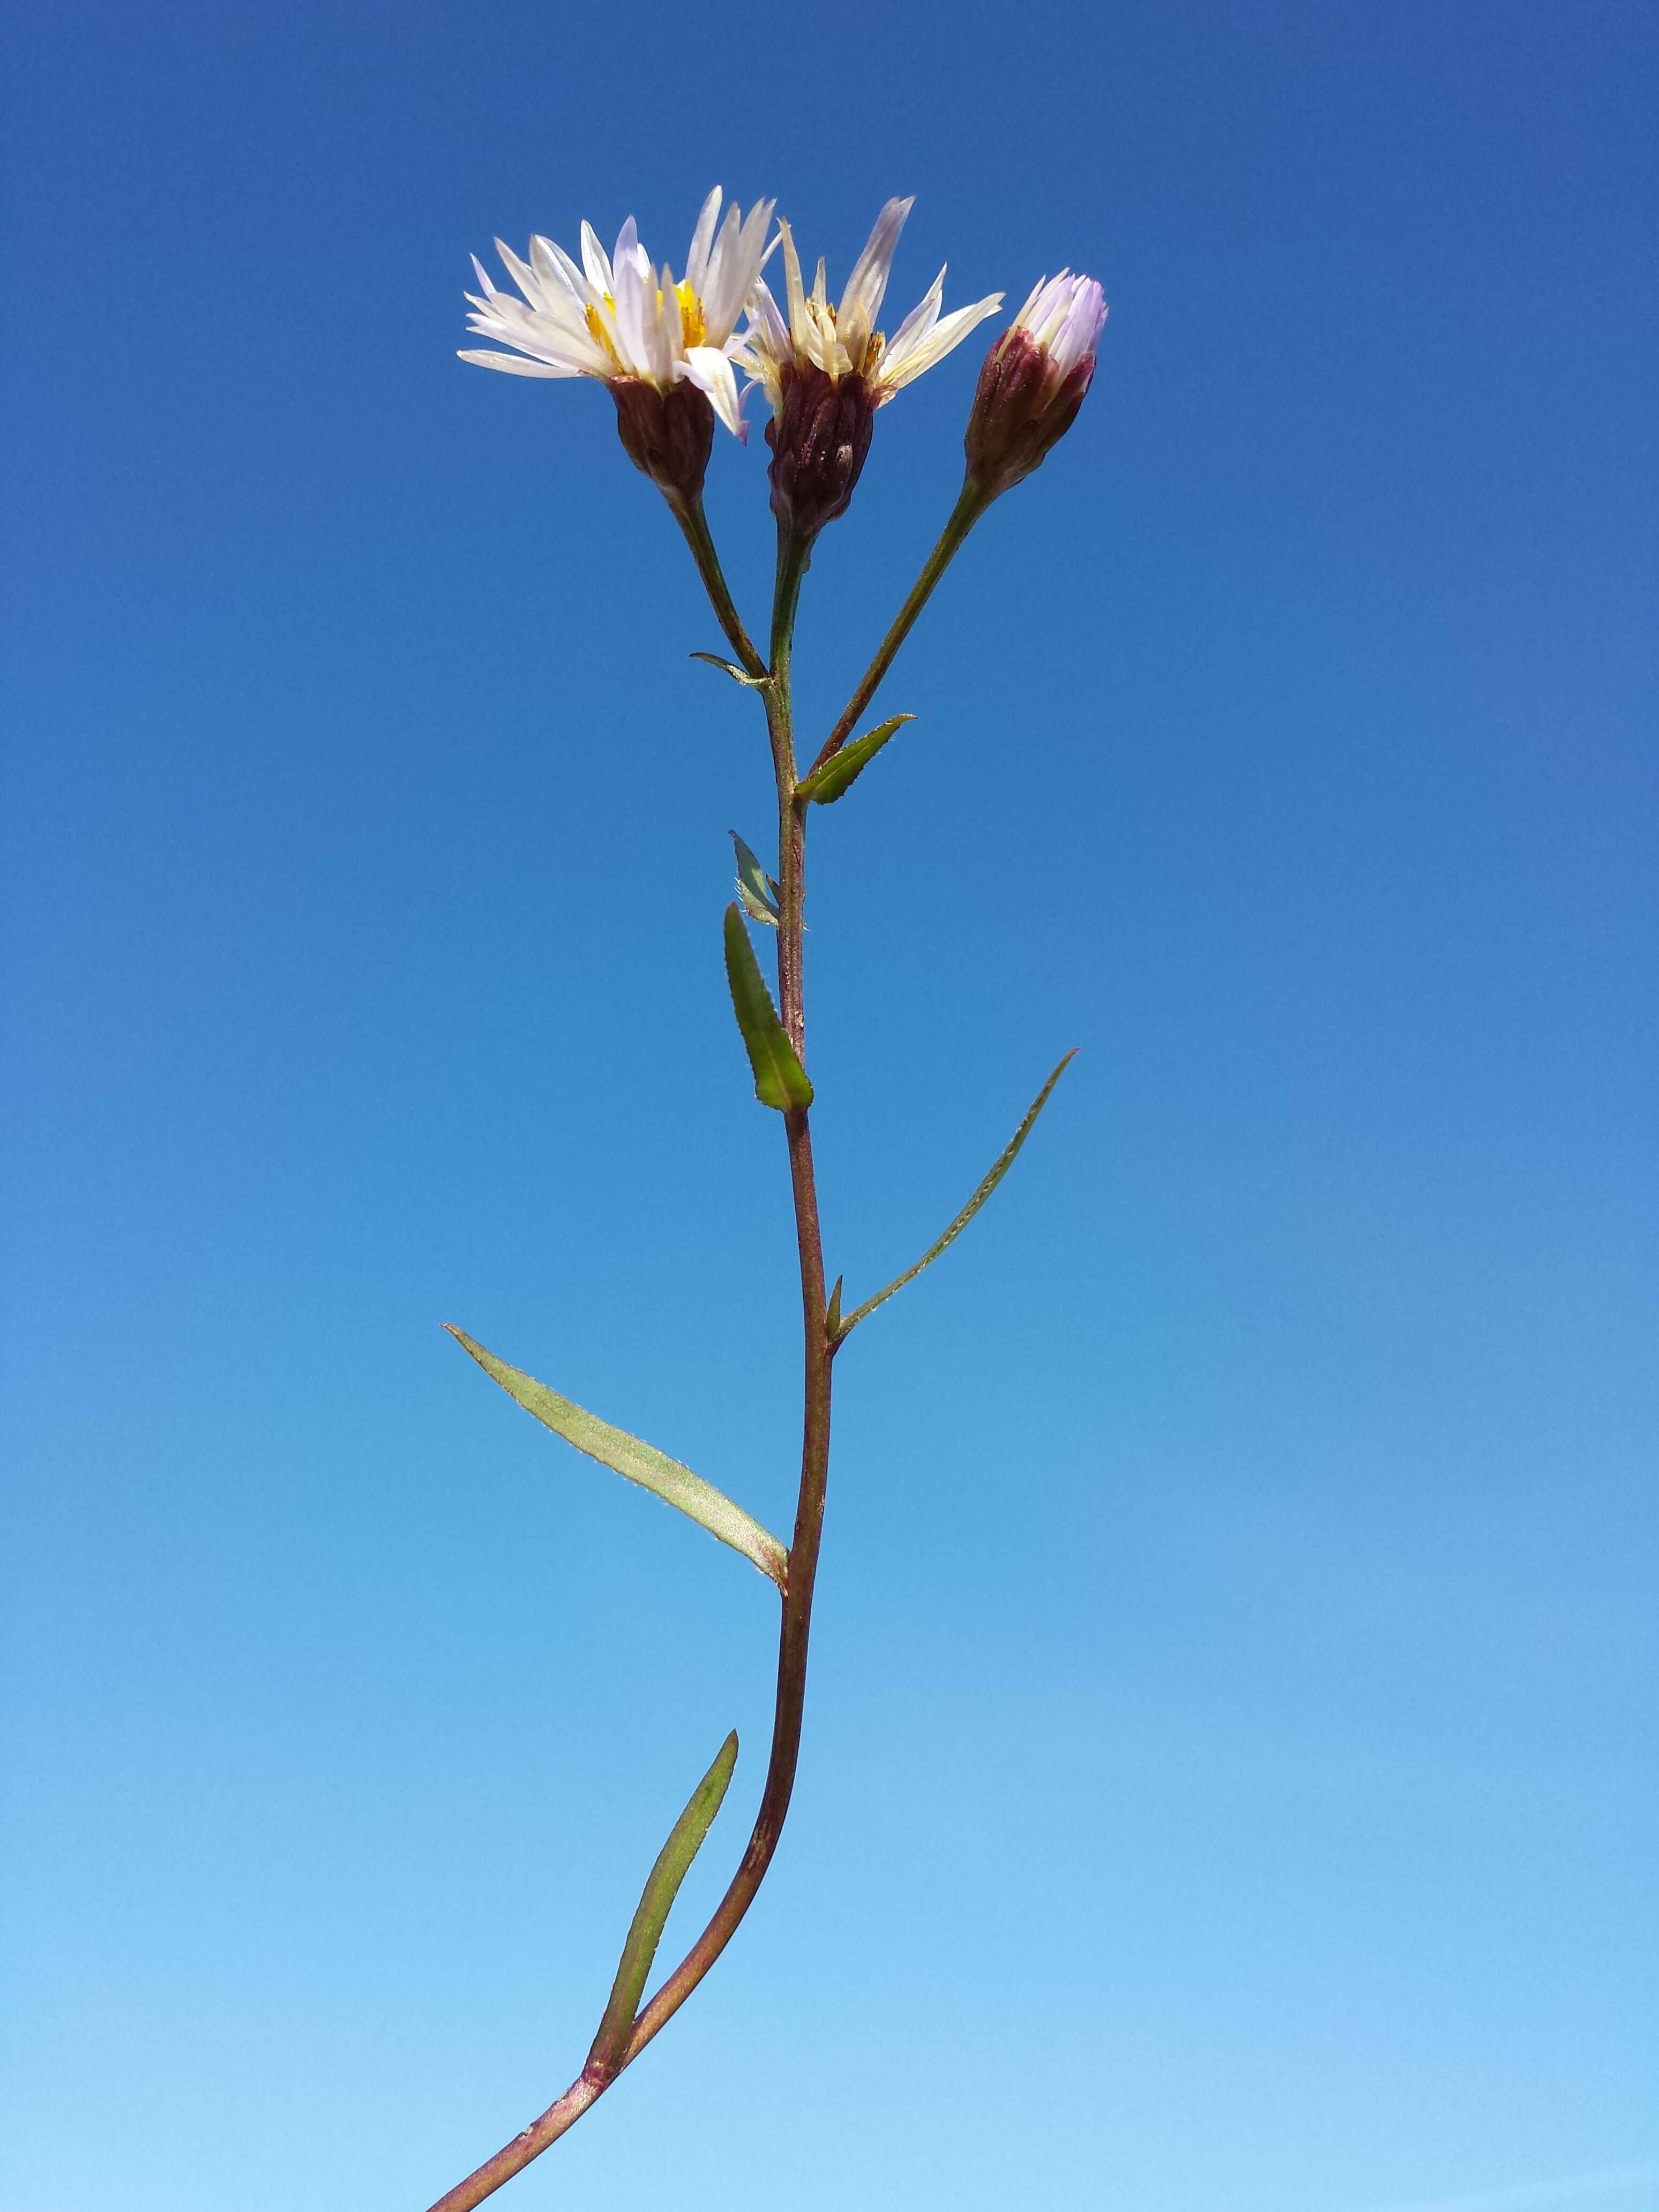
[730,831,779,926]
[840,1051,1076,1335]
[825,1274,845,1342]
[690,651,768,689]
[794,715,916,805]
[446,1326,788,1588]
[587,1730,738,2075]
[723,903,813,1112]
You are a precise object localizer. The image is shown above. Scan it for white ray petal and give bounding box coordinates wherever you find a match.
[529,234,584,305]
[685,185,722,296]
[493,237,544,307]
[469,281,597,358]
[744,279,789,353]
[1053,279,1107,370]
[838,195,913,357]
[883,266,945,360]
[703,198,764,342]
[458,348,581,378]
[1012,272,1049,327]
[523,281,600,344]
[802,305,836,374]
[609,243,650,376]
[684,345,744,436]
[738,197,776,276]
[878,290,1003,394]
[580,220,614,297]
[464,312,610,374]
[541,233,601,309]
[612,216,651,292]
[778,220,808,352]
[647,261,676,384]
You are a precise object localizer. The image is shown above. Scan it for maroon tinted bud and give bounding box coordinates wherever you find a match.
[610,377,716,512]
[963,325,1096,502]
[765,364,878,544]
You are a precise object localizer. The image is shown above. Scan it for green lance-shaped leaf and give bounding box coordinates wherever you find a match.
[587,1729,739,2078]
[723,903,814,1112]
[730,831,780,927]
[835,1050,1077,1338]
[446,1326,788,1589]
[794,715,916,806]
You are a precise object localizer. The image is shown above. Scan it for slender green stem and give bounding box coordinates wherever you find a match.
[768,528,810,1044]
[808,478,989,774]
[770,529,810,681]
[622,1101,830,2065]
[673,497,767,678]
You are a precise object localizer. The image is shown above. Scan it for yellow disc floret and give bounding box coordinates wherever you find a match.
[584,299,621,368]
[675,280,707,349]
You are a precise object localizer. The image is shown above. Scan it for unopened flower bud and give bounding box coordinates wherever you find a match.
[610,377,716,512]
[963,273,1106,502]
[765,364,877,544]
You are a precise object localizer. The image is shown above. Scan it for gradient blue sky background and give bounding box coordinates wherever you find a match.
[3,3,1655,2208]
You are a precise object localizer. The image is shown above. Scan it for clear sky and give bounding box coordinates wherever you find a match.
[3,3,1655,2209]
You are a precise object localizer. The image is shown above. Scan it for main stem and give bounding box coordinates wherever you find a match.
[624,522,826,2059]
[423,525,831,2212]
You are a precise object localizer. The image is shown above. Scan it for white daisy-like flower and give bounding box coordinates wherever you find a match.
[733,197,1003,416]
[731,198,1003,542]
[460,187,774,438]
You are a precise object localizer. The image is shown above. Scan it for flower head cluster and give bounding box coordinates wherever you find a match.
[461,189,773,505]
[963,271,1107,503]
[459,190,1105,535]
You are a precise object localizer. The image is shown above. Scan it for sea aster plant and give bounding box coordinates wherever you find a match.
[429,196,1105,2212]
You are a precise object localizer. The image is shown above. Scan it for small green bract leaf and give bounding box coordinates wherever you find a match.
[723,903,813,1112]
[690,651,767,688]
[587,1730,738,2078]
[795,715,915,805]
[446,1326,788,1587]
[730,831,780,926]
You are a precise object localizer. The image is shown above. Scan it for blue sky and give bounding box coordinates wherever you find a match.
[3,3,1655,2209]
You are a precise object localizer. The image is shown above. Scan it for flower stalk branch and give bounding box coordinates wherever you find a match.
[811,477,989,771]
[672,498,767,678]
